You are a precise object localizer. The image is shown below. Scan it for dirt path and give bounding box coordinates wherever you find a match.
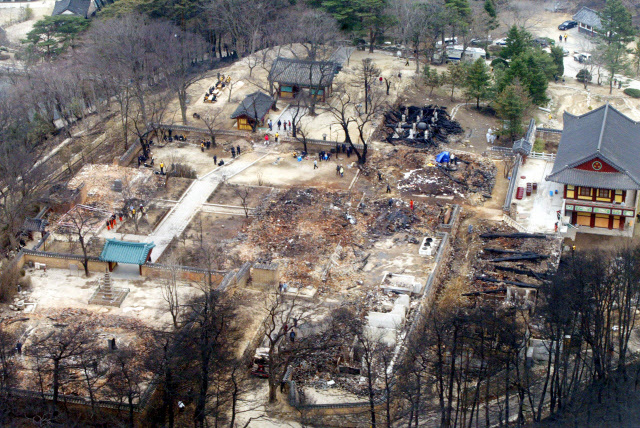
[145,150,269,261]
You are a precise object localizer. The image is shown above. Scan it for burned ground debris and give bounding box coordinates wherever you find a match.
[383,105,464,148]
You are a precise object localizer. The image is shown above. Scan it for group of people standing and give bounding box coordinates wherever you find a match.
[105,205,146,231]
[268,119,292,132]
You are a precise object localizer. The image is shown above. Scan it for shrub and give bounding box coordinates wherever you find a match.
[170,163,197,179]
[576,69,592,83]
[623,88,640,98]
[533,138,545,152]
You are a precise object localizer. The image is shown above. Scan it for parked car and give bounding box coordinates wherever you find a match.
[494,38,508,46]
[558,20,577,30]
[470,37,492,46]
[573,52,592,63]
[562,47,570,56]
[532,38,550,48]
[436,37,458,47]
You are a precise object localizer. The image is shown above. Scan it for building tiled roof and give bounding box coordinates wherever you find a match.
[99,239,155,265]
[268,57,337,88]
[546,104,640,190]
[52,0,92,16]
[22,218,48,233]
[329,47,355,68]
[573,7,602,29]
[230,92,274,120]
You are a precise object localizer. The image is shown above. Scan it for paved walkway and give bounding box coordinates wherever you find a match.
[145,151,268,262]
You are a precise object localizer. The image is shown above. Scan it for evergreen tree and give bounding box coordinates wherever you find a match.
[320,0,391,50]
[494,81,531,142]
[23,16,90,61]
[597,0,636,93]
[483,0,496,19]
[465,58,491,109]
[500,25,532,59]
[445,0,472,24]
[446,62,467,101]
[423,65,440,95]
[550,45,564,78]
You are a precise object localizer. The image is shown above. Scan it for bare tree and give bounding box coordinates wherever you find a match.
[162,260,182,330]
[0,320,17,424]
[235,187,251,218]
[194,108,224,148]
[293,9,339,61]
[60,206,102,277]
[28,324,89,415]
[165,30,210,125]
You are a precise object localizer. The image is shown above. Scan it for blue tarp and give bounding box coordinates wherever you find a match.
[435,151,450,163]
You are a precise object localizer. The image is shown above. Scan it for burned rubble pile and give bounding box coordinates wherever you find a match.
[383,149,496,198]
[367,199,439,236]
[465,224,561,301]
[383,105,463,148]
[242,188,362,260]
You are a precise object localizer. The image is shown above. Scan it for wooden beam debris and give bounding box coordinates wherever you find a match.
[489,253,549,262]
[462,288,506,296]
[480,232,547,239]
[475,276,540,289]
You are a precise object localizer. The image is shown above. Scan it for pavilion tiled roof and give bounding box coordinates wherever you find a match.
[268,57,337,88]
[99,239,155,265]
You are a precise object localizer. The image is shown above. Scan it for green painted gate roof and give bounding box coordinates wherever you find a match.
[99,239,155,265]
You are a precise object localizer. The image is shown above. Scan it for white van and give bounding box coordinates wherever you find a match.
[436,37,458,48]
[442,45,486,63]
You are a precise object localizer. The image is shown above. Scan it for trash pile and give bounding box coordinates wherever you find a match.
[383,105,464,148]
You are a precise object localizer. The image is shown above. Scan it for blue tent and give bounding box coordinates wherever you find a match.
[435,151,450,163]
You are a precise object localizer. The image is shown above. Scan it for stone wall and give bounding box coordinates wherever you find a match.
[437,204,462,240]
[140,263,224,284]
[22,250,109,272]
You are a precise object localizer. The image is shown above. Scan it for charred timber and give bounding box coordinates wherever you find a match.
[475,276,540,289]
[494,265,552,280]
[462,288,507,296]
[490,254,549,262]
[480,232,547,239]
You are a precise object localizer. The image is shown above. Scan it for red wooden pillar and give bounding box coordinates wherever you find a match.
[590,213,595,228]
[608,215,614,230]
[571,212,577,225]
[620,217,626,230]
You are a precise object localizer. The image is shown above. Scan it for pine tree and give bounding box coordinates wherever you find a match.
[494,82,531,142]
[423,65,440,95]
[483,0,496,19]
[465,58,491,109]
[446,62,467,101]
[550,46,564,78]
[500,26,532,59]
[597,0,636,93]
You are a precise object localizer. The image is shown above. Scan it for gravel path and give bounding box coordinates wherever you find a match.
[145,150,268,261]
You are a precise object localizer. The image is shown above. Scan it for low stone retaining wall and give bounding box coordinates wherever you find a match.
[22,250,109,272]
